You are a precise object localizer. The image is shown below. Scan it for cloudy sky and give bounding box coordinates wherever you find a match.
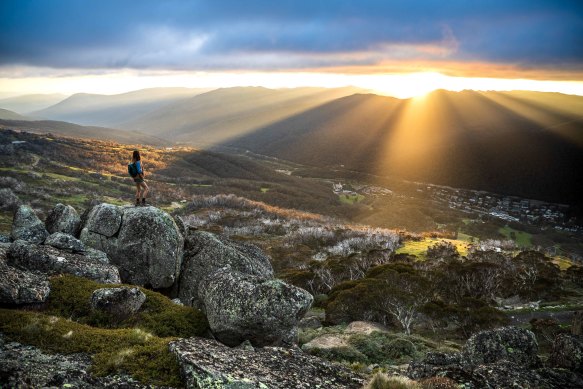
[1,0,582,97]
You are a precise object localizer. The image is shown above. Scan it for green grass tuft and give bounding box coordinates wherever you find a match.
[0,309,182,387]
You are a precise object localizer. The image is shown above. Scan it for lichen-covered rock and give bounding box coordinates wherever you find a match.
[169,337,366,389]
[10,205,48,244]
[298,316,322,330]
[0,334,163,388]
[462,326,540,368]
[44,203,81,236]
[44,232,86,252]
[80,204,183,288]
[178,231,273,307]
[7,240,120,284]
[199,268,312,347]
[407,326,583,388]
[90,287,146,320]
[0,245,50,304]
[549,333,583,373]
[83,203,122,237]
[83,247,109,264]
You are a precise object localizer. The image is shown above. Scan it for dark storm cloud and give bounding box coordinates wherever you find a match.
[0,0,582,70]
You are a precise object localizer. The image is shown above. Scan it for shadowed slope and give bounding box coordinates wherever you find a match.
[225,90,583,205]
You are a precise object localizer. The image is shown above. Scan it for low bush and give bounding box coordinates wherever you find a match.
[349,332,422,364]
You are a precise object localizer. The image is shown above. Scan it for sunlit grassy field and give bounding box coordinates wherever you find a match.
[396,238,471,259]
[498,225,533,247]
[338,193,365,204]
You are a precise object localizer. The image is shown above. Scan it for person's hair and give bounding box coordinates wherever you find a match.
[132,150,141,162]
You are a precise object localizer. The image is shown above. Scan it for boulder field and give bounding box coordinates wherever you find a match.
[1,202,313,350]
[0,201,343,387]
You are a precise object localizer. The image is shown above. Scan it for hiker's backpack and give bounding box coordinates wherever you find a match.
[128,162,138,177]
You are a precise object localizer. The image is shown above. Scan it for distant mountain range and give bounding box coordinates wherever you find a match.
[225,90,583,205]
[31,87,211,127]
[2,87,581,205]
[0,93,67,114]
[0,119,168,146]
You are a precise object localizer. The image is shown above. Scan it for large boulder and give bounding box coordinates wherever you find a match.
[178,231,273,308]
[80,204,183,288]
[7,240,120,284]
[549,334,583,373]
[44,232,85,253]
[0,245,50,304]
[169,337,366,389]
[82,203,122,237]
[198,268,312,347]
[11,205,48,244]
[90,287,146,321]
[462,326,540,368]
[45,203,81,235]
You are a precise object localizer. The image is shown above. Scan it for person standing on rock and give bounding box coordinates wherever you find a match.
[129,150,149,206]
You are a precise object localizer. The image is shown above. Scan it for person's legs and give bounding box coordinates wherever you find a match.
[140,181,149,205]
[134,183,141,206]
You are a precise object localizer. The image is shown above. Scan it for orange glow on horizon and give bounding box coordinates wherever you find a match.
[2,67,583,99]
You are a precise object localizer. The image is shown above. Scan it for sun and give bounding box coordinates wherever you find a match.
[364,72,449,99]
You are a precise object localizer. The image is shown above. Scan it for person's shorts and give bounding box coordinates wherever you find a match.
[133,177,144,183]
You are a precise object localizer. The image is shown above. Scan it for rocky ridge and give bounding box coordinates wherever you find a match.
[0,201,357,388]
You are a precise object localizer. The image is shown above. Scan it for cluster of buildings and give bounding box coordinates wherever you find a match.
[424,185,580,232]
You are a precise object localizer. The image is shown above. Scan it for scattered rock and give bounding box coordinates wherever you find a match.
[0,334,166,388]
[169,337,366,389]
[298,316,322,330]
[302,334,350,351]
[80,204,183,288]
[171,298,184,306]
[0,234,10,243]
[91,287,147,321]
[45,203,81,235]
[7,240,120,284]
[0,248,50,304]
[549,333,583,373]
[346,321,388,335]
[0,188,20,211]
[44,232,86,253]
[178,231,273,308]
[462,326,540,368]
[198,268,312,347]
[10,205,48,244]
[407,326,583,388]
